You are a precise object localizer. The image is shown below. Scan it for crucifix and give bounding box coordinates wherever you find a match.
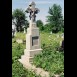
[18,1,42,65]
[25,1,40,22]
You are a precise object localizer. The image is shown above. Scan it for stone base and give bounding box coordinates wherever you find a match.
[18,48,42,64]
[18,56,50,77]
[24,49,42,57]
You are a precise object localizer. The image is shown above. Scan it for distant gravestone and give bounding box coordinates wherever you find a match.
[50,31,52,34]
[61,40,64,50]
[24,27,26,33]
[12,29,15,38]
[12,20,17,37]
[60,39,64,51]
[61,33,64,38]
[14,27,17,36]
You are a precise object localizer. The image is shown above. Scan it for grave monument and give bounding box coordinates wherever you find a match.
[19,1,42,64]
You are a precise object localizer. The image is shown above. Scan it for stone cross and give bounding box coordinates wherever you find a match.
[25,1,40,22]
[18,1,42,65]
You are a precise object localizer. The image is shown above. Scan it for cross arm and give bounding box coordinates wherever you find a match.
[35,8,40,14]
[25,7,31,13]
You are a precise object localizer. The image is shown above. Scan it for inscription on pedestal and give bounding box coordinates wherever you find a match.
[32,36,39,46]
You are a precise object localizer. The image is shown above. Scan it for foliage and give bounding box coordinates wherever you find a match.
[12,32,64,77]
[40,32,63,45]
[43,24,51,32]
[12,39,41,77]
[47,4,64,33]
[12,60,41,77]
[33,44,64,76]
[36,20,44,31]
[12,9,28,32]
[33,32,64,76]
[15,32,26,40]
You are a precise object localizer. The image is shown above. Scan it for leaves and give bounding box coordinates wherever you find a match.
[36,20,44,31]
[33,33,64,76]
[12,9,28,32]
[47,4,64,33]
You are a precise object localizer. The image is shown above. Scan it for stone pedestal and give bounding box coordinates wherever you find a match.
[19,21,42,63]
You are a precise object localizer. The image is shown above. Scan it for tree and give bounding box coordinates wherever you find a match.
[44,24,51,32]
[12,9,27,32]
[47,4,64,33]
[36,20,44,31]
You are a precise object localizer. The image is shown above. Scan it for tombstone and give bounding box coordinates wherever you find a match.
[60,39,64,51]
[12,21,15,37]
[50,31,52,34]
[61,33,64,39]
[14,26,17,36]
[61,40,64,50]
[60,33,64,51]
[12,29,14,38]
[23,26,26,33]
[12,20,17,36]
[19,1,42,64]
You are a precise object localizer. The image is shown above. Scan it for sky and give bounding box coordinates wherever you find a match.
[12,0,64,24]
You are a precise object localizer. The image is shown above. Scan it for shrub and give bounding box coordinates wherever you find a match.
[33,44,64,76]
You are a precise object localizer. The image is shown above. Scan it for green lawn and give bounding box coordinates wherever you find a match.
[12,32,64,77]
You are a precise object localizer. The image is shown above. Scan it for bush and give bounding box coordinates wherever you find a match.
[33,43,64,76]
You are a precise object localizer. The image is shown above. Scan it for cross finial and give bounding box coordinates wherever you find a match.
[29,1,36,10]
[26,1,40,22]
[30,1,36,6]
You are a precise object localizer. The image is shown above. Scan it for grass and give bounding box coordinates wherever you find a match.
[12,32,64,77]
[12,40,41,77]
[15,32,26,40]
[33,32,64,76]
[33,47,64,76]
